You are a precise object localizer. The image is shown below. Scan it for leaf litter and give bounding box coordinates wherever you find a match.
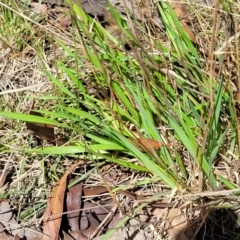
[20,156,195,240]
[25,112,191,239]
[1,111,197,239]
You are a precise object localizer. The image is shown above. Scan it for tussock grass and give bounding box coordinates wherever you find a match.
[1,0,240,238]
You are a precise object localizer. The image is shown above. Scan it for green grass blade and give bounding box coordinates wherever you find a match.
[0,112,68,128]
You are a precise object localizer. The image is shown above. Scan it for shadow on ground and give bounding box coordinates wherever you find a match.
[195,208,240,240]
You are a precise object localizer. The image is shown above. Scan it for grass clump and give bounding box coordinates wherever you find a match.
[1,0,240,239]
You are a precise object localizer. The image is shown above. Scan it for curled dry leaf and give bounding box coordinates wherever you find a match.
[42,160,84,240]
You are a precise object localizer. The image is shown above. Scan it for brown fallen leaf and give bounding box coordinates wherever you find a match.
[0,204,16,240]
[83,186,109,197]
[66,182,83,232]
[0,223,17,240]
[42,160,84,240]
[0,201,12,224]
[153,207,195,240]
[133,137,172,152]
[42,198,56,240]
[0,200,42,239]
[80,201,110,238]
[80,212,100,238]
[84,186,175,208]
[62,230,87,240]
